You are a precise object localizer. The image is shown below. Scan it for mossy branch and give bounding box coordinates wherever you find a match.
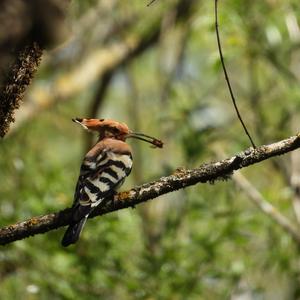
[1,134,300,246]
[0,43,43,137]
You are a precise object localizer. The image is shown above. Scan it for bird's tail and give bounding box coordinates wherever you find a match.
[61,216,88,247]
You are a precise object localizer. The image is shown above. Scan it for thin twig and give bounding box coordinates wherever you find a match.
[85,71,114,151]
[1,133,300,246]
[214,0,256,148]
[147,0,158,7]
[233,171,300,245]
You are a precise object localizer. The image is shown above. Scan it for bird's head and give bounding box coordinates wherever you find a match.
[72,118,163,148]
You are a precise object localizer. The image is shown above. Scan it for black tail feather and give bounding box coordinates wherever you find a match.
[61,216,87,247]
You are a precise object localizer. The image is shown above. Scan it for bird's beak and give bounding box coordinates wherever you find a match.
[126,131,163,148]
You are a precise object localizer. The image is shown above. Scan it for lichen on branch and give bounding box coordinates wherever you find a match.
[1,133,300,246]
[0,43,43,137]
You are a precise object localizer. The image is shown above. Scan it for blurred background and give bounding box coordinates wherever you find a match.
[1,0,300,299]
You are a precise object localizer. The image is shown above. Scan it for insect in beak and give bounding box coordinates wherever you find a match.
[126,131,163,148]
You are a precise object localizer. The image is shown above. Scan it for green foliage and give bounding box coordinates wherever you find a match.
[1,0,300,299]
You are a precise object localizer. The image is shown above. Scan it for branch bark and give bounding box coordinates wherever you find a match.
[0,43,43,137]
[0,0,70,137]
[1,133,300,246]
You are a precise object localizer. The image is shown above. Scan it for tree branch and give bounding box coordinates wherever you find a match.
[0,43,43,137]
[9,0,195,135]
[0,0,70,137]
[1,133,300,246]
[232,171,300,245]
[84,70,114,151]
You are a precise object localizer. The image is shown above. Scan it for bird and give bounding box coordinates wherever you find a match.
[61,118,163,247]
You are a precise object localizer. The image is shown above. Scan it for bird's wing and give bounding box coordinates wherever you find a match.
[72,146,132,222]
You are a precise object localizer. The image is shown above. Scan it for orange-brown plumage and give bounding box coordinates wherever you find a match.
[85,139,132,158]
[72,118,130,141]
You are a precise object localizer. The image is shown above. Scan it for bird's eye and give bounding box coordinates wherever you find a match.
[111,127,119,133]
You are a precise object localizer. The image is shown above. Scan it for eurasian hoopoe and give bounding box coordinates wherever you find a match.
[61,118,163,247]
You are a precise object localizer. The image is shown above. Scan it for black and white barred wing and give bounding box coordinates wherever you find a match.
[72,149,133,221]
[62,140,133,247]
